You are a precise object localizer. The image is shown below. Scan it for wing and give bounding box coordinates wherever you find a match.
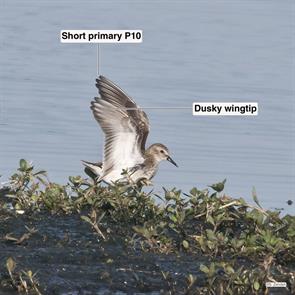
[91,76,150,179]
[96,76,149,152]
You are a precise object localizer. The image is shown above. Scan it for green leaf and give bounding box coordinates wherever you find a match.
[209,179,226,192]
[238,197,247,206]
[252,187,262,208]
[207,240,215,250]
[200,264,209,274]
[207,215,215,226]
[19,159,28,171]
[225,265,235,274]
[250,209,264,224]
[169,215,178,223]
[190,187,198,196]
[253,281,260,290]
[182,240,189,249]
[132,226,144,235]
[208,263,216,276]
[6,257,16,273]
[206,229,215,240]
[81,215,92,224]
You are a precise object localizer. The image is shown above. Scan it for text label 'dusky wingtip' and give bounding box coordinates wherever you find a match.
[192,102,258,116]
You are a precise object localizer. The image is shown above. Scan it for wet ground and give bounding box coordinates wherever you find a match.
[0,212,206,295]
[0,178,294,295]
[1,212,292,295]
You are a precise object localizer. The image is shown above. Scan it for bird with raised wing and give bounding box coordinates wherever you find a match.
[82,76,177,185]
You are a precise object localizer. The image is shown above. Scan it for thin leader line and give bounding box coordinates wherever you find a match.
[94,46,190,111]
[97,44,105,163]
[124,107,191,110]
[96,44,100,76]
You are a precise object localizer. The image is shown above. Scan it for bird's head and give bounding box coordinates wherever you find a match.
[146,143,178,167]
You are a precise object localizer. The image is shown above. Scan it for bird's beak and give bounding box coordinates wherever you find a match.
[167,156,178,167]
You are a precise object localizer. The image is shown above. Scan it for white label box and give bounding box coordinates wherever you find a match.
[192,102,258,116]
[60,30,143,43]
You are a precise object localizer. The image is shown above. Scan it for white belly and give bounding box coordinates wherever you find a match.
[102,169,127,183]
[102,166,157,184]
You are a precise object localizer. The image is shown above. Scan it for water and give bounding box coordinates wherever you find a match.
[0,0,294,213]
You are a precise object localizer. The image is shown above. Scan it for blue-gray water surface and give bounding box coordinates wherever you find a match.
[0,0,294,214]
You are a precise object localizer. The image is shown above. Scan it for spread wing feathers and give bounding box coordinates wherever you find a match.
[95,76,149,152]
[91,77,150,179]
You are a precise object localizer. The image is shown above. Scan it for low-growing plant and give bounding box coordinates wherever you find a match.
[0,160,294,294]
[4,257,42,294]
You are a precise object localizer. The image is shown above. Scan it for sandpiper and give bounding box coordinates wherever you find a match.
[82,76,178,184]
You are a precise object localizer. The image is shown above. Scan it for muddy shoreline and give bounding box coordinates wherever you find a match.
[1,210,293,295]
[0,212,208,294]
[0,162,294,294]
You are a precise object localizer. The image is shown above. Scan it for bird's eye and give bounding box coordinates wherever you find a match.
[160,150,164,153]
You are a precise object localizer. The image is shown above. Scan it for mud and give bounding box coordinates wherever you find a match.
[0,211,205,294]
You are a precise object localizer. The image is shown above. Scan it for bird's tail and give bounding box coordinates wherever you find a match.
[81,160,103,180]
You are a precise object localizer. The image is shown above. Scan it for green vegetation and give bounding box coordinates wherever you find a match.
[0,159,294,294]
